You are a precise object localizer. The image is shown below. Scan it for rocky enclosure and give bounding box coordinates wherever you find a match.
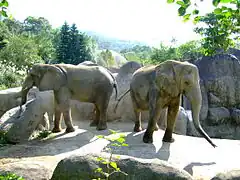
[1,51,240,142]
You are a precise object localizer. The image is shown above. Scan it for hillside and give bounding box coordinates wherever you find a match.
[84,30,148,52]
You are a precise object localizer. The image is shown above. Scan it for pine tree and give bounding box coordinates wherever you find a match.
[78,32,93,63]
[69,23,80,65]
[56,21,71,63]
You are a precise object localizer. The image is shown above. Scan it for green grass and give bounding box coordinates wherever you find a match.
[0,172,25,180]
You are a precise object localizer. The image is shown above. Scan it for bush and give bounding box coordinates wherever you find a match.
[0,172,25,180]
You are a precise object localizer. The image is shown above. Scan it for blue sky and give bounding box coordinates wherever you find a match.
[8,0,214,46]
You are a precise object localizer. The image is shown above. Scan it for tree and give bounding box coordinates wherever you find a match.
[176,40,203,60]
[0,21,9,49]
[194,11,239,55]
[168,0,240,55]
[0,34,43,72]
[78,32,94,63]
[56,21,71,63]
[100,49,115,67]
[68,23,80,65]
[150,43,178,64]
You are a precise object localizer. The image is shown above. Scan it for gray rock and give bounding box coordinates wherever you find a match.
[230,108,240,125]
[208,107,230,125]
[211,170,240,180]
[0,90,54,143]
[51,153,193,180]
[0,87,22,117]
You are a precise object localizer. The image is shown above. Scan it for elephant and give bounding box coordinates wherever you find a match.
[20,63,118,133]
[114,60,216,148]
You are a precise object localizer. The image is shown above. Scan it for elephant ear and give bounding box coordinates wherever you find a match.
[155,62,179,97]
[39,65,67,91]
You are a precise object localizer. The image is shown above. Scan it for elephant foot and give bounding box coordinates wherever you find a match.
[143,130,153,143]
[133,125,143,132]
[52,127,62,133]
[90,120,98,127]
[96,122,107,131]
[162,129,175,143]
[65,127,75,133]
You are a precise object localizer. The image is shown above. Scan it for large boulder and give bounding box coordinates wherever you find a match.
[0,90,54,143]
[183,53,240,139]
[0,87,22,117]
[51,153,193,180]
[211,170,240,180]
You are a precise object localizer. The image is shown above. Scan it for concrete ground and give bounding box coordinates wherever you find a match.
[0,120,240,180]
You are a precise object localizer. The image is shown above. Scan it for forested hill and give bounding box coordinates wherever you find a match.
[84,30,148,52]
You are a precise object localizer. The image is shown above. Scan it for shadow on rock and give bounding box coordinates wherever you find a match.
[107,130,172,161]
[183,162,216,175]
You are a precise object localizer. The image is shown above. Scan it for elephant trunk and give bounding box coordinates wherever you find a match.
[185,86,217,148]
[20,74,34,110]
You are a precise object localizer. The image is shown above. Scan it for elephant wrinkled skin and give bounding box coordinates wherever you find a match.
[115,60,216,148]
[20,63,118,132]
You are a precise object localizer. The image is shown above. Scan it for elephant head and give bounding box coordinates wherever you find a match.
[20,64,67,107]
[155,60,216,148]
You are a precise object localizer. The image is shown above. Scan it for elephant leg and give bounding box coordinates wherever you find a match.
[53,88,75,133]
[90,105,100,127]
[131,90,143,132]
[96,97,109,131]
[143,84,159,143]
[133,110,142,132]
[143,104,162,143]
[63,108,75,133]
[162,99,180,143]
[52,107,62,133]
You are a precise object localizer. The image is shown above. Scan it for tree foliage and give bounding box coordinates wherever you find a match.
[55,22,95,65]
[168,0,240,55]
[0,0,8,18]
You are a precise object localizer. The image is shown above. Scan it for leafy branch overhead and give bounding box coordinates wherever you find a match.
[0,0,9,17]
[167,0,240,55]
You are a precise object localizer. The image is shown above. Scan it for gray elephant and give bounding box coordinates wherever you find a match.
[20,63,118,133]
[115,60,216,148]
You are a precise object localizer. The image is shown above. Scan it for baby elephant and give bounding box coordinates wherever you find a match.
[115,60,216,148]
[20,63,118,133]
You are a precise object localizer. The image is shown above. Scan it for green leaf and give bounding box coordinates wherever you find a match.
[94,168,103,173]
[183,13,191,22]
[167,0,175,3]
[96,135,104,139]
[192,9,199,15]
[214,8,222,14]
[176,1,185,6]
[111,143,121,147]
[109,129,117,134]
[212,0,221,7]
[193,16,201,24]
[178,6,186,16]
[116,137,125,143]
[2,0,8,7]
[110,162,118,169]
[220,0,232,3]
[183,0,190,3]
[119,134,126,138]
[122,143,129,146]
[0,10,7,17]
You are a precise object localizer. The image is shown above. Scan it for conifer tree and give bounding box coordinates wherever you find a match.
[56,21,71,63]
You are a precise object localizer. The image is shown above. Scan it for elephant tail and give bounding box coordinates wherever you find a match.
[106,69,118,101]
[113,83,118,101]
[113,89,130,113]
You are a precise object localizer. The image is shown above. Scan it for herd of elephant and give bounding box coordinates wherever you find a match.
[19,60,217,148]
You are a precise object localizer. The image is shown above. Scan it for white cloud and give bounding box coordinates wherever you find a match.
[8,0,215,46]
